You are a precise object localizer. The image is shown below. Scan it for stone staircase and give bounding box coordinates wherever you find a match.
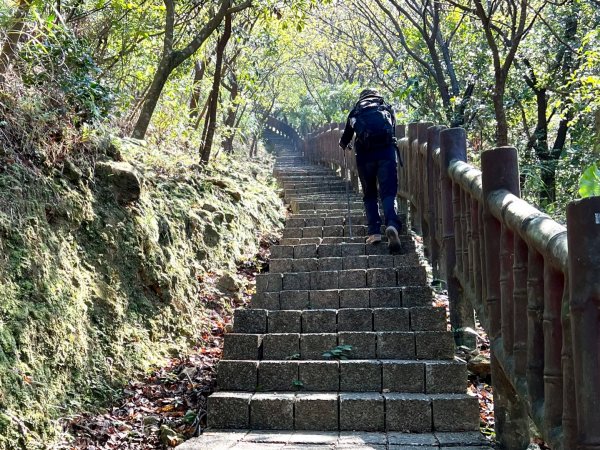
[179,150,491,449]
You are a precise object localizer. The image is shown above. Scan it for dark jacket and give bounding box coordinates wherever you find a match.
[339,95,396,162]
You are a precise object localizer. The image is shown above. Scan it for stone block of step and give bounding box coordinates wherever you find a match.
[339,393,384,431]
[233,309,267,334]
[309,290,339,309]
[256,273,283,293]
[415,332,455,359]
[318,244,341,258]
[268,310,301,333]
[376,332,416,359]
[259,361,299,391]
[262,333,300,360]
[319,217,338,227]
[399,266,428,285]
[295,244,318,259]
[310,271,339,290]
[345,225,367,237]
[343,256,369,270]
[286,218,305,228]
[223,334,262,360]
[283,228,303,239]
[432,394,480,431]
[411,307,447,331]
[318,257,343,271]
[382,360,425,392]
[338,332,376,359]
[217,360,258,391]
[368,255,395,268]
[426,361,467,394]
[293,258,318,273]
[370,288,402,308]
[301,334,338,360]
[251,292,280,310]
[387,432,437,447]
[373,308,409,331]
[340,243,365,257]
[367,268,397,288]
[298,361,339,391]
[435,431,490,447]
[402,286,433,307]
[394,253,420,267]
[338,308,372,332]
[323,225,344,237]
[339,269,367,289]
[340,360,381,392]
[305,217,324,227]
[384,393,432,432]
[280,290,309,310]
[294,393,339,431]
[250,393,295,430]
[207,392,252,429]
[366,244,391,255]
[302,309,337,333]
[283,272,311,291]
[271,245,294,259]
[340,289,369,308]
[270,259,293,273]
[301,227,321,239]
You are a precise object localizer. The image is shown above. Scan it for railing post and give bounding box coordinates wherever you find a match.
[568,197,600,450]
[427,125,445,277]
[439,128,475,347]
[396,124,408,220]
[481,146,529,449]
[407,123,419,230]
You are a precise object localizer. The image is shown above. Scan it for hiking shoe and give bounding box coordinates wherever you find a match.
[385,226,402,253]
[366,234,382,245]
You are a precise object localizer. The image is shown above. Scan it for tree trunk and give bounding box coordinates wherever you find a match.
[200,13,232,163]
[0,0,32,80]
[493,74,509,146]
[132,55,173,139]
[189,59,206,120]
[222,78,239,153]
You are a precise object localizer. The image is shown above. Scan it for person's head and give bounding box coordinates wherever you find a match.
[358,88,380,100]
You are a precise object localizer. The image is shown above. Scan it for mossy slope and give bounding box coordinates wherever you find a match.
[0,141,284,449]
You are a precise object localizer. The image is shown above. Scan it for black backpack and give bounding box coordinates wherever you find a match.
[353,98,394,151]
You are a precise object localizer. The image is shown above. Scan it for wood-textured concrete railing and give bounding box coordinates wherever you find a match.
[299,121,600,450]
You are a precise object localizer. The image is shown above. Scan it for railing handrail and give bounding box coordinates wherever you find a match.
[302,121,600,450]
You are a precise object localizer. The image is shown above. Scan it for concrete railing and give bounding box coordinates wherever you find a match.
[302,122,600,450]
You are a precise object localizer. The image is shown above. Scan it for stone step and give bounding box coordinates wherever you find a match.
[251,286,432,310]
[283,225,371,239]
[278,237,414,248]
[269,254,420,273]
[233,307,446,334]
[285,215,368,227]
[207,391,479,432]
[291,200,365,212]
[271,242,415,259]
[222,331,455,361]
[178,430,492,449]
[217,359,465,393]
[255,267,427,293]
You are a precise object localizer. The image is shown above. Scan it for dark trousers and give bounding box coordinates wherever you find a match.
[357,157,402,235]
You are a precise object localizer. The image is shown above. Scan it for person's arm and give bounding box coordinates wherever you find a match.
[339,113,355,149]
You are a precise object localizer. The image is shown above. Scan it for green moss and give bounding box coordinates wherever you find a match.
[0,142,284,449]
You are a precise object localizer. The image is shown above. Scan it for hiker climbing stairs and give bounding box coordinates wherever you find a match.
[179,149,492,449]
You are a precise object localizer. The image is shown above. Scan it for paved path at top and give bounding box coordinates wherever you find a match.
[178,148,491,449]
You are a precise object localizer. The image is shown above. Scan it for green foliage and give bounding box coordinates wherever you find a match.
[322,344,353,360]
[579,163,600,198]
[19,17,112,123]
[0,139,284,449]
